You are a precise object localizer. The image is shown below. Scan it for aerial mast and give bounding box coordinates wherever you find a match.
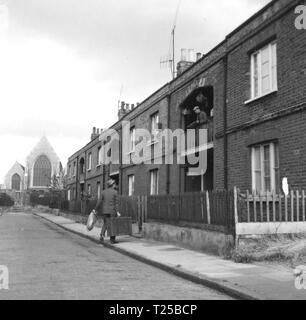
[160,0,182,80]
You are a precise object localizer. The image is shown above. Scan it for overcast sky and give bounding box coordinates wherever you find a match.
[0,0,270,183]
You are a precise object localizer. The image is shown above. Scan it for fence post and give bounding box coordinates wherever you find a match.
[272,192,276,222]
[303,190,305,222]
[246,190,250,222]
[296,190,300,222]
[234,187,239,245]
[284,193,288,222]
[260,192,263,222]
[137,196,141,233]
[291,190,294,222]
[266,190,270,222]
[206,191,210,225]
[253,191,257,222]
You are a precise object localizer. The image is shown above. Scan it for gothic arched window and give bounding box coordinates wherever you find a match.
[12,173,21,191]
[33,155,52,187]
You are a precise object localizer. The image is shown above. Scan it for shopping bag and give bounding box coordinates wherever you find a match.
[86,210,97,231]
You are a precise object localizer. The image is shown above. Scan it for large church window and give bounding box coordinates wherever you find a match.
[33,155,52,187]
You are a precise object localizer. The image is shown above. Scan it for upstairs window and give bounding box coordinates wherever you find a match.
[251,142,279,193]
[73,162,76,177]
[87,153,92,171]
[97,146,102,166]
[151,113,160,135]
[251,42,277,100]
[129,127,136,153]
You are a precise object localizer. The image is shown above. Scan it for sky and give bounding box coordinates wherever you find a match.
[0,0,270,184]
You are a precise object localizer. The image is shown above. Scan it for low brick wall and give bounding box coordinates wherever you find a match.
[143,222,235,256]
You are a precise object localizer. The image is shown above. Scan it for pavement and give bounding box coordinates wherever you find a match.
[33,211,306,300]
[0,211,230,300]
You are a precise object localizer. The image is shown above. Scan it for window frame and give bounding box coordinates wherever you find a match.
[128,175,135,196]
[129,127,136,153]
[87,153,92,171]
[150,169,159,195]
[249,41,278,101]
[73,162,76,177]
[251,142,280,194]
[97,146,102,166]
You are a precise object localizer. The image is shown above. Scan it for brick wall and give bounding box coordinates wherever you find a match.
[226,0,306,191]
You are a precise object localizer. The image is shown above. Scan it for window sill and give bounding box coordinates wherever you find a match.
[245,90,278,105]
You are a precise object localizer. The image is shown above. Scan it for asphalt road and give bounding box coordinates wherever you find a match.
[0,211,231,300]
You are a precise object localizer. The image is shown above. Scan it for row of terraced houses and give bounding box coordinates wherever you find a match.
[66,0,306,209]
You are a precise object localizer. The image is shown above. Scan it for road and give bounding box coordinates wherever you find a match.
[0,211,231,300]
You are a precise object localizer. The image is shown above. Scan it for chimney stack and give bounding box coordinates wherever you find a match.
[176,48,196,76]
[91,127,98,140]
[118,101,127,120]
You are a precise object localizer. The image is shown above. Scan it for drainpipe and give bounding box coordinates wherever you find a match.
[223,50,229,190]
[166,94,171,194]
[76,155,79,200]
[119,128,123,195]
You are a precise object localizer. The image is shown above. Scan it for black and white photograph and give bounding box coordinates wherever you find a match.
[0,0,306,305]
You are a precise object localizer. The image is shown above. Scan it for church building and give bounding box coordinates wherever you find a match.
[4,136,62,192]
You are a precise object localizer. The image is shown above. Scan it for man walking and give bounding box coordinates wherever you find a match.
[94,179,118,244]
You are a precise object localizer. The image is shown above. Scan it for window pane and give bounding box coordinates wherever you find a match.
[151,113,159,134]
[128,175,134,196]
[274,144,280,192]
[253,53,259,97]
[255,171,262,193]
[254,147,261,170]
[272,43,277,90]
[150,170,159,195]
[130,128,136,151]
[261,46,269,63]
[264,177,271,192]
[262,76,270,94]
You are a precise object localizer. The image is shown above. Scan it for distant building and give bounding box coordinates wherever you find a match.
[4,162,25,191]
[25,136,61,190]
[3,136,63,192]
